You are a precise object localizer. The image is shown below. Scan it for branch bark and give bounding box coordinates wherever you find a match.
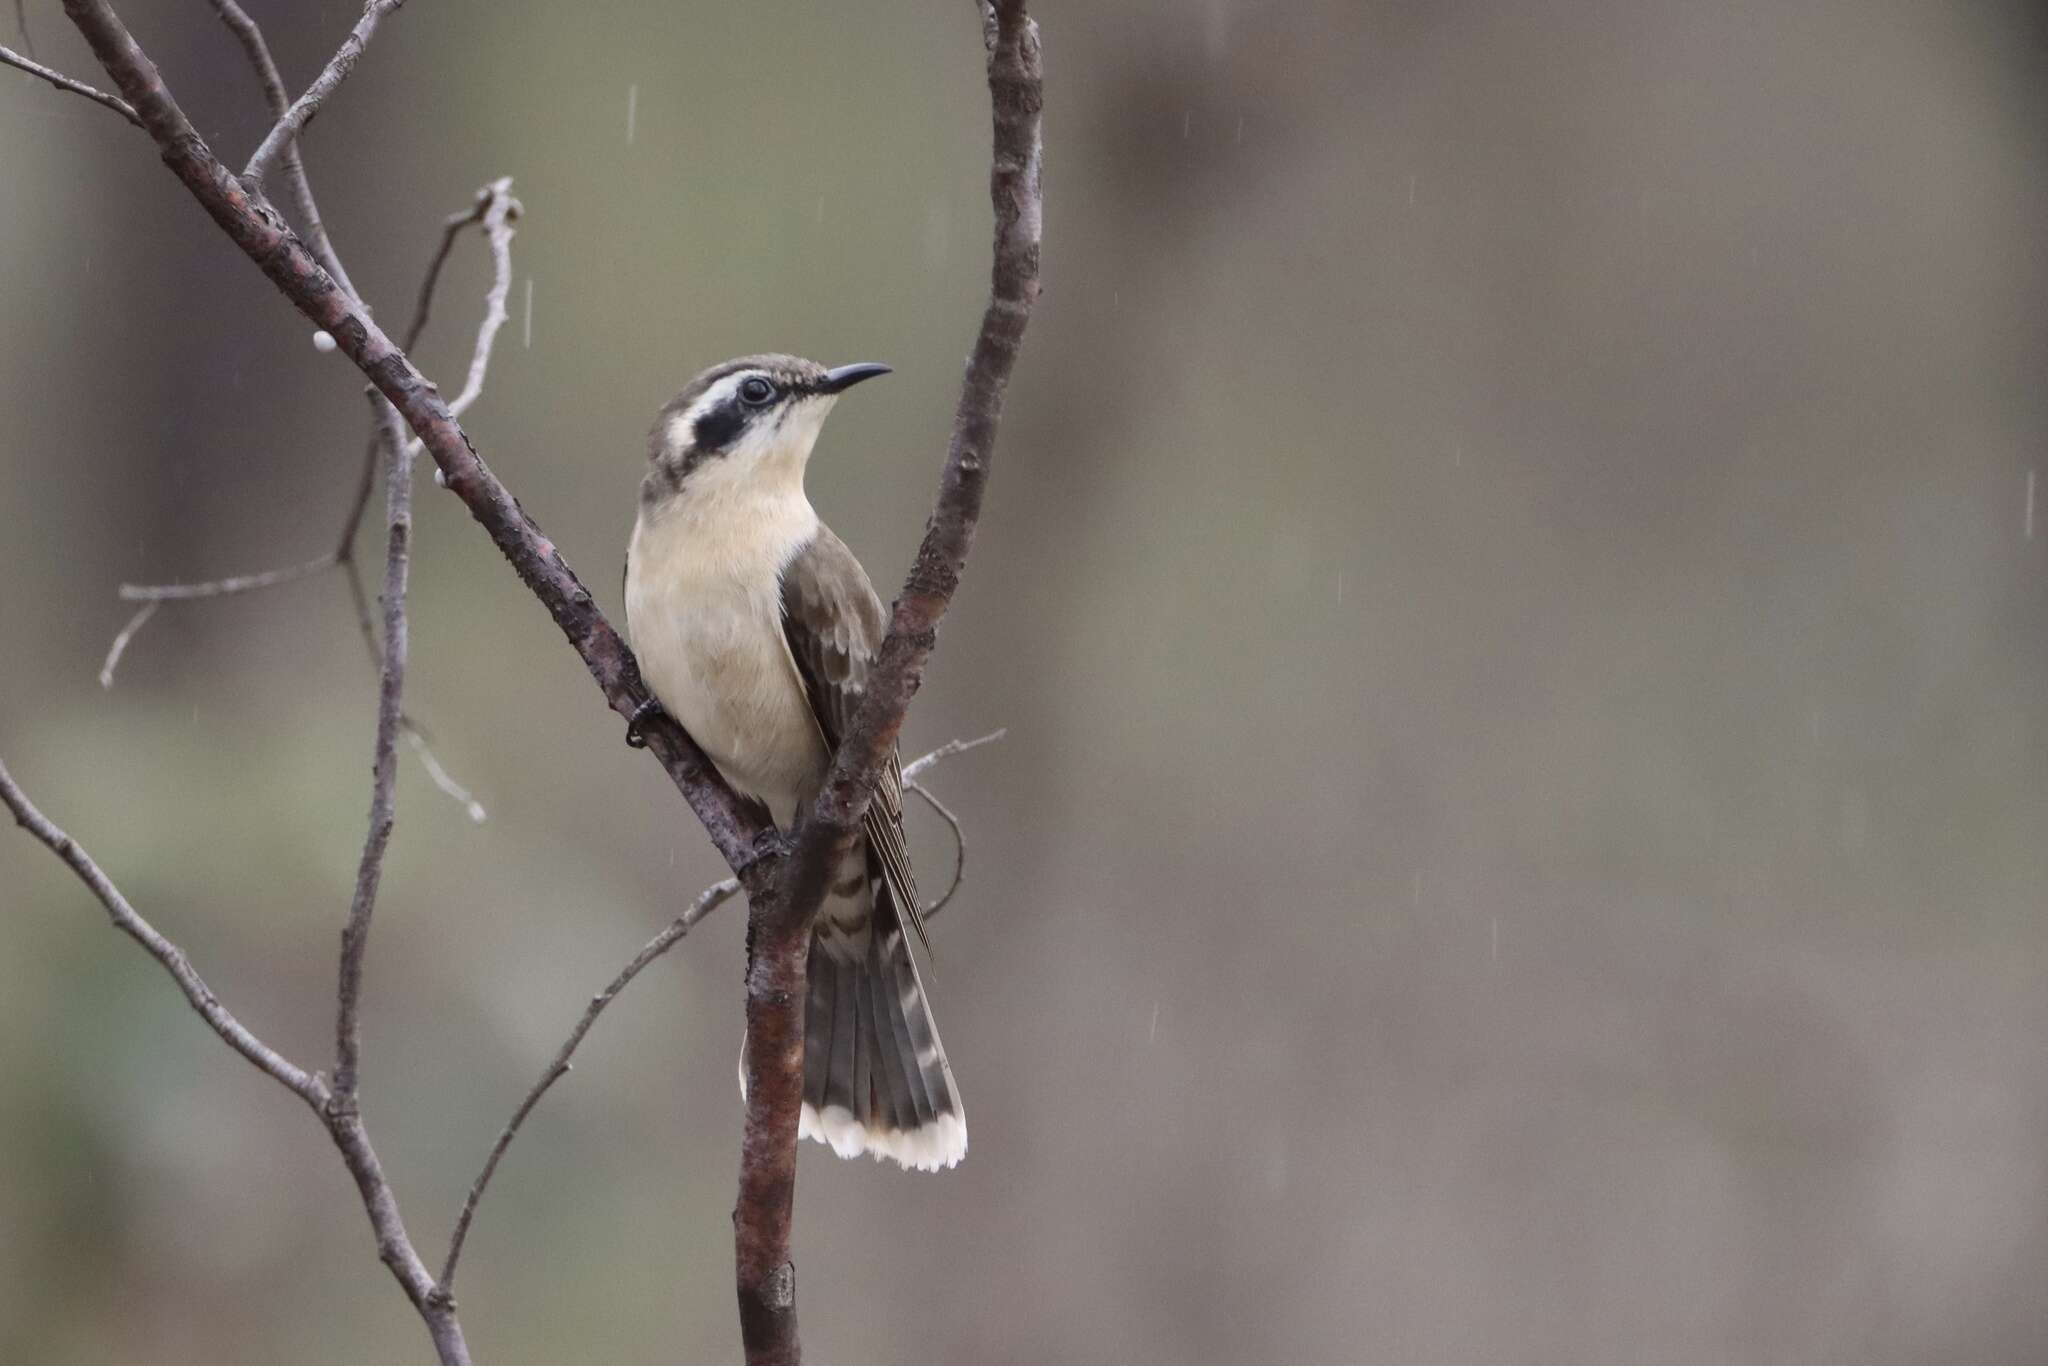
[333,401,412,1101]
[731,7,1041,1363]
[0,757,471,1363]
[440,728,996,1295]
[206,0,357,296]
[35,3,1038,1361]
[440,876,741,1292]
[0,762,323,1102]
[59,0,774,885]
[240,0,405,189]
[0,40,139,124]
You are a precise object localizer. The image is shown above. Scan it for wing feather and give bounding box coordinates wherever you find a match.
[779,530,929,956]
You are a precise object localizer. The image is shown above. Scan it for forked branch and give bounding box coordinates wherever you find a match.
[731,6,1040,1363]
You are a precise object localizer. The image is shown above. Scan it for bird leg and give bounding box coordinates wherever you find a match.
[624,696,667,749]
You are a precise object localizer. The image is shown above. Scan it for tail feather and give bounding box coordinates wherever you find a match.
[790,892,965,1172]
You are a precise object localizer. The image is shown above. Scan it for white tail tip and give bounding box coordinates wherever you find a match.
[801,1103,967,1172]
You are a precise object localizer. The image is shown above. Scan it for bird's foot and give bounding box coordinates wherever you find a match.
[624,697,667,749]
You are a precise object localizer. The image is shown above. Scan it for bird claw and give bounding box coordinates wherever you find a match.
[624,697,666,749]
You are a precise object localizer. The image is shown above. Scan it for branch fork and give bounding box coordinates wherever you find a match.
[12,2,1040,1363]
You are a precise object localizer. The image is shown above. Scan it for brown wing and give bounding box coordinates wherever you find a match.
[780,529,928,956]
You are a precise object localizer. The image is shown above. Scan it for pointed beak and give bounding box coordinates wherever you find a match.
[819,362,892,395]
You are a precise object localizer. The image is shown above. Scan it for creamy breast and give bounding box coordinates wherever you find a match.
[624,476,829,824]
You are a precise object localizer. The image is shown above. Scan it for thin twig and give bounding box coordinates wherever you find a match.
[901,727,1007,781]
[334,401,413,1102]
[443,181,518,420]
[4,742,468,1363]
[98,600,157,688]
[205,0,356,297]
[11,0,32,58]
[98,182,511,813]
[0,760,325,1104]
[119,552,338,601]
[98,554,335,687]
[241,0,406,188]
[439,876,740,1291]
[403,726,486,824]
[901,727,1004,920]
[336,188,500,553]
[413,179,519,476]
[904,781,967,921]
[64,0,778,884]
[0,41,140,124]
[404,196,497,352]
[441,728,993,1289]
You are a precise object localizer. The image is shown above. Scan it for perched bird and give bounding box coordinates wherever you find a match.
[623,354,966,1171]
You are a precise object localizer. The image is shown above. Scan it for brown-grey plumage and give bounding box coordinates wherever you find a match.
[623,353,965,1170]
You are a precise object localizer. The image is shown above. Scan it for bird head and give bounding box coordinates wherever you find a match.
[645,353,890,500]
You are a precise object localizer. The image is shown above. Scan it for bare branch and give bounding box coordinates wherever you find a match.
[440,180,519,423]
[338,186,503,556]
[780,1,1040,887]
[440,729,989,1290]
[904,781,967,921]
[439,876,740,1291]
[0,759,324,1104]
[3,746,470,1362]
[98,179,512,807]
[735,7,1041,1360]
[901,728,1003,920]
[334,401,412,1102]
[404,197,493,349]
[99,555,336,687]
[404,726,486,824]
[64,0,777,875]
[0,41,140,125]
[324,1106,472,1364]
[241,0,405,188]
[119,551,337,601]
[900,726,1007,782]
[98,599,157,688]
[205,0,357,297]
[56,6,1028,1361]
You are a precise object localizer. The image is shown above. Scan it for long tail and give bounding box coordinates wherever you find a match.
[798,897,966,1172]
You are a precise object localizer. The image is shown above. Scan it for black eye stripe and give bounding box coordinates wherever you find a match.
[692,396,747,451]
[682,371,826,456]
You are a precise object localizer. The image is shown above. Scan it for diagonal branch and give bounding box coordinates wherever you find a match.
[0,41,140,124]
[60,0,776,885]
[3,753,471,1364]
[96,181,516,820]
[241,0,405,188]
[205,0,356,297]
[439,729,997,1292]
[439,876,740,1292]
[0,759,324,1104]
[98,599,158,688]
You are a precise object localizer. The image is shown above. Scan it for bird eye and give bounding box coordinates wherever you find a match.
[738,376,777,406]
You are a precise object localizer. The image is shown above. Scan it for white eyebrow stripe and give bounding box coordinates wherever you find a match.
[684,370,756,428]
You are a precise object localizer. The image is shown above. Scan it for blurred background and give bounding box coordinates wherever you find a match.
[3,1,2045,1361]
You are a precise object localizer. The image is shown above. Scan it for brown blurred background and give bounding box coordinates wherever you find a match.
[4,1,2046,1362]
